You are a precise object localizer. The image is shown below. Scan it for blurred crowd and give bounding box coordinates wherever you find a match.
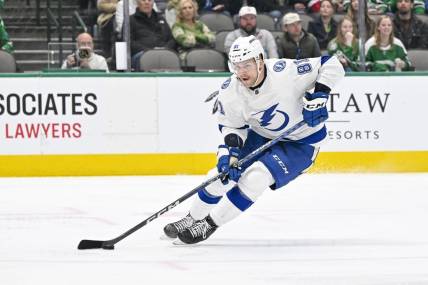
[1,0,428,72]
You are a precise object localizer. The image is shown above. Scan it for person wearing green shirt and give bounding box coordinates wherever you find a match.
[0,17,14,54]
[365,15,411,72]
[171,0,215,61]
[328,16,360,72]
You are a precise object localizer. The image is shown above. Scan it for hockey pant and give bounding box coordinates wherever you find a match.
[190,137,319,226]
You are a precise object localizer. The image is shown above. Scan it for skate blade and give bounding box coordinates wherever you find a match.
[160,234,176,241]
[172,239,188,246]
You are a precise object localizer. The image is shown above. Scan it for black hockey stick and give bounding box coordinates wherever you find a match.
[77,120,306,250]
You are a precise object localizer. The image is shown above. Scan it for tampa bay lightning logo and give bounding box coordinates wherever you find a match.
[273,60,286,72]
[221,78,231,89]
[253,104,289,132]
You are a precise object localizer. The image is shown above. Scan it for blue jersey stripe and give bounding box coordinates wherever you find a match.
[321,55,331,65]
[294,125,327,145]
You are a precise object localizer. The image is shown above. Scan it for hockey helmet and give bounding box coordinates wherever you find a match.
[228,35,265,65]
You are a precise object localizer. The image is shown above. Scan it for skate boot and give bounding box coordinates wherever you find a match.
[163,213,196,239]
[177,215,218,244]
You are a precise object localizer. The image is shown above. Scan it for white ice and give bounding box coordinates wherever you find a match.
[1,174,428,285]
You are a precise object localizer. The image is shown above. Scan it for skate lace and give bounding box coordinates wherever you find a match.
[189,220,211,239]
[174,215,194,232]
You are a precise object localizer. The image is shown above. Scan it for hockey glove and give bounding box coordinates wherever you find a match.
[302,91,329,127]
[216,145,242,184]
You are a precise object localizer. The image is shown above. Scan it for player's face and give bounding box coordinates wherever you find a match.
[233,58,258,87]
[378,18,392,37]
[341,19,353,35]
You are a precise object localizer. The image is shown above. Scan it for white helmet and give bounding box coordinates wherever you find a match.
[228,36,265,87]
[228,35,265,65]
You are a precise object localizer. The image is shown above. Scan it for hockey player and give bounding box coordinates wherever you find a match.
[164,35,345,244]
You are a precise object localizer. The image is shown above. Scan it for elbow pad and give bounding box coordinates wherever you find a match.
[224,133,244,148]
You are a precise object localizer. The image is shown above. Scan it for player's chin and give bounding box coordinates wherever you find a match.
[240,77,253,87]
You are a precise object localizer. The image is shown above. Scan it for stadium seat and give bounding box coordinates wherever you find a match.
[139,49,181,72]
[199,12,234,32]
[185,49,226,72]
[215,31,230,54]
[256,14,276,31]
[407,49,428,71]
[0,51,17,73]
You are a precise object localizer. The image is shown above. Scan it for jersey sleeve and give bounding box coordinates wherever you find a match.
[214,77,248,146]
[292,55,345,94]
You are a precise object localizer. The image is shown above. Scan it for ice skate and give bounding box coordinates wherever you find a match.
[162,213,196,239]
[177,215,218,244]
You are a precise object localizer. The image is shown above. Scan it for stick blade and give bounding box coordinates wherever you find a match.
[78,239,104,250]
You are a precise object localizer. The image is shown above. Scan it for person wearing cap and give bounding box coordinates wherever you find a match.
[278,12,321,60]
[224,6,278,59]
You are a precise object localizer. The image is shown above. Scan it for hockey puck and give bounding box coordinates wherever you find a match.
[102,245,115,250]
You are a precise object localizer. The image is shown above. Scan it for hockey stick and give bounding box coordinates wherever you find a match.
[77,120,306,250]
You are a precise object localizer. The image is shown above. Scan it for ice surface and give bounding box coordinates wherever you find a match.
[1,174,428,285]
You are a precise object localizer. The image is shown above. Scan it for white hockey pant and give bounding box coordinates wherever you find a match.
[190,161,275,226]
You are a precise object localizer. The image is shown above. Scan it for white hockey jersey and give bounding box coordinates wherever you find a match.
[215,56,345,145]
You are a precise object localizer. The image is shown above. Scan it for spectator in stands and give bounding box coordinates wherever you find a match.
[393,0,428,49]
[327,16,360,71]
[115,0,159,35]
[62,32,109,71]
[97,0,118,59]
[376,0,426,14]
[232,0,282,19]
[172,0,215,61]
[308,0,338,50]
[285,0,322,13]
[196,0,228,14]
[365,15,411,72]
[288,0,310,13]
[333,0,345,13]
[346,0,375,41]
[224,6,278,58]
[0,0,4,9]
[279,12,321,59]
[130,0,175,70]
[366,0,391,14]
[165,0,180,27]
[0,18,14,54]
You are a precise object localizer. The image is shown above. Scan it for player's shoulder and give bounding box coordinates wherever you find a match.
[217,75,239,100]
[265,58,293,74]
[265,58,316,76]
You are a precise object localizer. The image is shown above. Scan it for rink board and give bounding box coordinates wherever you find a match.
[0,151,427,177]
[0,72,427,176]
